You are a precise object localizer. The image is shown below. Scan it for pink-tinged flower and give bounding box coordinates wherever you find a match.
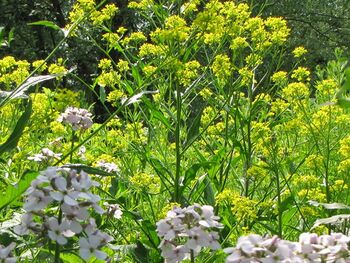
[47,217,75,245]
[160,242,187,263]
[14,213,38,236]
[28,148,62,163]
[79,235,107,260]
[186,227,210,252]
[50,177,79,206]
[97,160,120,173]
[157,204,222,262]
[0,242,16,263]
[58,107,93,130]
[24,190,52,212]
[61,203,89,221]
[104,203,123,219]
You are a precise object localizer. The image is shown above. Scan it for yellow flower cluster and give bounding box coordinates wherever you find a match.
[151,15,190,43]
[291,67,310,82]
[216,189,258,221]
[130,172,160,193]
[292,46,308,58]
[177,60,201,86]
[316,79,338,97]
[0,56,30,88]
[282,82,309,101]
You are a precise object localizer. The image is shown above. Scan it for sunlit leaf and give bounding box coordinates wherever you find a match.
[0,99,32,154]
[312,214,350,229]
[0,171,38,210]
[28,20,61,31]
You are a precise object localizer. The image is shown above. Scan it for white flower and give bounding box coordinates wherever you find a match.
[160,242,188,263]
[24,190,52,212]
[186,227,210,252]
[157,204,222,262]
[79,235,107,260]
[50,177,79,206]
[104,203,123,219]
[0,242,16,263]
[14,213,37,235]
[156,219,176,241]
[97,160,120,173]
[61,203,89,221]
[28,148,62,163]
[47,217,74,245]
[236,234,265,255]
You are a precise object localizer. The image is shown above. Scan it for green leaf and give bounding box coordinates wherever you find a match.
[132,241,149,263]
[203,177,215,206]
[61,164,116,177]
[0,99,32,154]
[28,20,61,31]
[143,98,172,129]
[180,162,212,195]
[0,171,38,210]
[8,28,15,45]
[309,200,350,210]
[99,86,106,103]
[141,220,160,248]
[185,109,202,148]
[60,253,83,263]
[312,214,350,229]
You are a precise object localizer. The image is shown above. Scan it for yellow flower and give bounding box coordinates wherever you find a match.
[199,88,213,100]
[117,60,129,72]
[291,67,310,82]
[230,37,249,51]
[122,32,147,46]
[271,71,288,87]
[107,90,125,106]
[139,43,165,57]
[98,59,112,70]
[102,32,120,47]
[130,172,160,193]
[32,60,47,73]
[316,79,338,97]
[282,82,309,101]
[143,65,157,77]
[211,54,231,82]
[292,46,307,58]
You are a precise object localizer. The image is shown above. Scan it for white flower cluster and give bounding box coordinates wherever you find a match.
[224,232,350,263]
[28,148,62,163]
[97,160,120,173]
[14,167,114,261]
[156,204,223,263]
[57,107,93,130]
[0,242,16,263]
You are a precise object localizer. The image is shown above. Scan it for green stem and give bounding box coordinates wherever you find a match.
[70,130,75,163]
[190,250,195,263]
[54,209,63,263]
[174,82,182,202]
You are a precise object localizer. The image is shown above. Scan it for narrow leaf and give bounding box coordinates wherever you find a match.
[309,200,350,210]
[312,214,350,229]
[28,20,61,31]
[61,164,115,177]
[0,99,32,154]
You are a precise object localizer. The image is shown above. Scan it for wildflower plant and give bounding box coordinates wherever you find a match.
[1,0,350,262]
[15,167,114,261]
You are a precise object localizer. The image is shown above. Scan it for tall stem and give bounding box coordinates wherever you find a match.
[70,130,75,163]
[54,209,62,263]
[190,250,195,263]
[174,82,182,202]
